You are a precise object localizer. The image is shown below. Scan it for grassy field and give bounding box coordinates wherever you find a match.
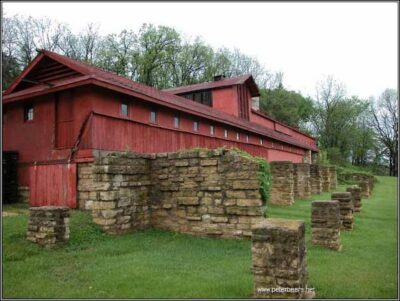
[2,176,398,298]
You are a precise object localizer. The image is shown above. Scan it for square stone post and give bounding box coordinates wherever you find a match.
[270,161,294,206]
[293,163,311,198]
[309,164,322,195]
[331,192,354,230]
[359,181,370,198]
[346,186,362,213]
[26,206,70,246]
[311,201,342,251]
[329,166,337,190]
[252,218,309,298]
[320,166,331,192]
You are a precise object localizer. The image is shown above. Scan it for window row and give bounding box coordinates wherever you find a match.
[122,103,265,145]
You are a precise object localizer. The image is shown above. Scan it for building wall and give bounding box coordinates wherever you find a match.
[211,86,239,116]
[3,84,312,196]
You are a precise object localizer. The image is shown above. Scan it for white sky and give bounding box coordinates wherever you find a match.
[3,1,398,99]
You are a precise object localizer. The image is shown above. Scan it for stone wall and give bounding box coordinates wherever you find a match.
[26,206,70,246]
[82,149,265,239]
[346,186,362,213]
[331,192,354,231]
[329,166,337,190]
[320,166,331,192]
[77,163,97,210]
[293,163,311,198]
[149,149,263,238]
[270,161,294,205]
[252,218,309,298]
[310,164,322,195]
[311,201,341,251]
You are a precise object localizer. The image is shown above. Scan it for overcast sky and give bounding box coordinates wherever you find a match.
[3,1,398,99]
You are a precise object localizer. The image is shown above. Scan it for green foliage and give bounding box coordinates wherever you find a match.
[336,165,375,185]
[259,86,314,128]
[229,148,271,206]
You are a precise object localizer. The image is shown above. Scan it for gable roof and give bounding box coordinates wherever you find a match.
[3,50,317,151]
[163,74,260,97]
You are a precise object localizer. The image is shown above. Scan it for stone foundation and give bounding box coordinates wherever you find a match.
[346,186,362,213]
[82,149,265,239]
[252,218,308,298]
[309,164,322,195]
[293,163,311,198]
[331,192,353,230]
[329,166,337,190]
[270,161,294,206]
[26,206,70,246]
[320,166,331,192]
[311,201,341,251]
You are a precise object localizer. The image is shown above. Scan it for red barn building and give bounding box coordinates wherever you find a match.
[2,50,318,208]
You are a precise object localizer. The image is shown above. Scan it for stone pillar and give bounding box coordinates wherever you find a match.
[309,164,322,195]
[26,206,70,246]
[359,181,370,198]
[331,192,354,230]
[311,201,342,251]
[329,166,337,190]
[18,186,30,203]
[252,218,308,299]
[320,166,331,192]
[293,163,311,198]
[270,162,294,206]
[346,186,362,213]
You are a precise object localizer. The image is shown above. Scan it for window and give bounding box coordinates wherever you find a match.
[224,129,228,139]
[260,137,264,145]
[246,135,249,143]
[174,114,180,128]
[24,104,34,121]
[181,90,212,107]
[210,125,215,135]
[121,102,128,117]
[150,110,157,124]
[236,132,240,140]
[193,121,199,132]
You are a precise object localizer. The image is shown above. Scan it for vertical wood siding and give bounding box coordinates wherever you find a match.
[29,163,77,208]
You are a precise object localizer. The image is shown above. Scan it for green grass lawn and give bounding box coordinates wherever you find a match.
[2,176,398,298]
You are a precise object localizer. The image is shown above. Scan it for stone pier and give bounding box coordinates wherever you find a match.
[26,206,70,246]
[252,218,309,299]
[331,192,354,230]
[270,161,294,206]
[346,186,362,213]
[293,163,311,198]
[311,201,342,251]
[359,181,370,198]
[310,164,322,195]
[329,166,337,190]
[320,166,331,192]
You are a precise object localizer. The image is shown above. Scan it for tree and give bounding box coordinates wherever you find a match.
[309,76,371,164]
[135,24,181,88]
[370,89,398,176]
[96,29,138,78]
[259,86,314,128]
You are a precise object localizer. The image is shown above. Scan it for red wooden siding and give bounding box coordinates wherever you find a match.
[29,163,77,208]
[56,90,75,148]
[86,113,305,162]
